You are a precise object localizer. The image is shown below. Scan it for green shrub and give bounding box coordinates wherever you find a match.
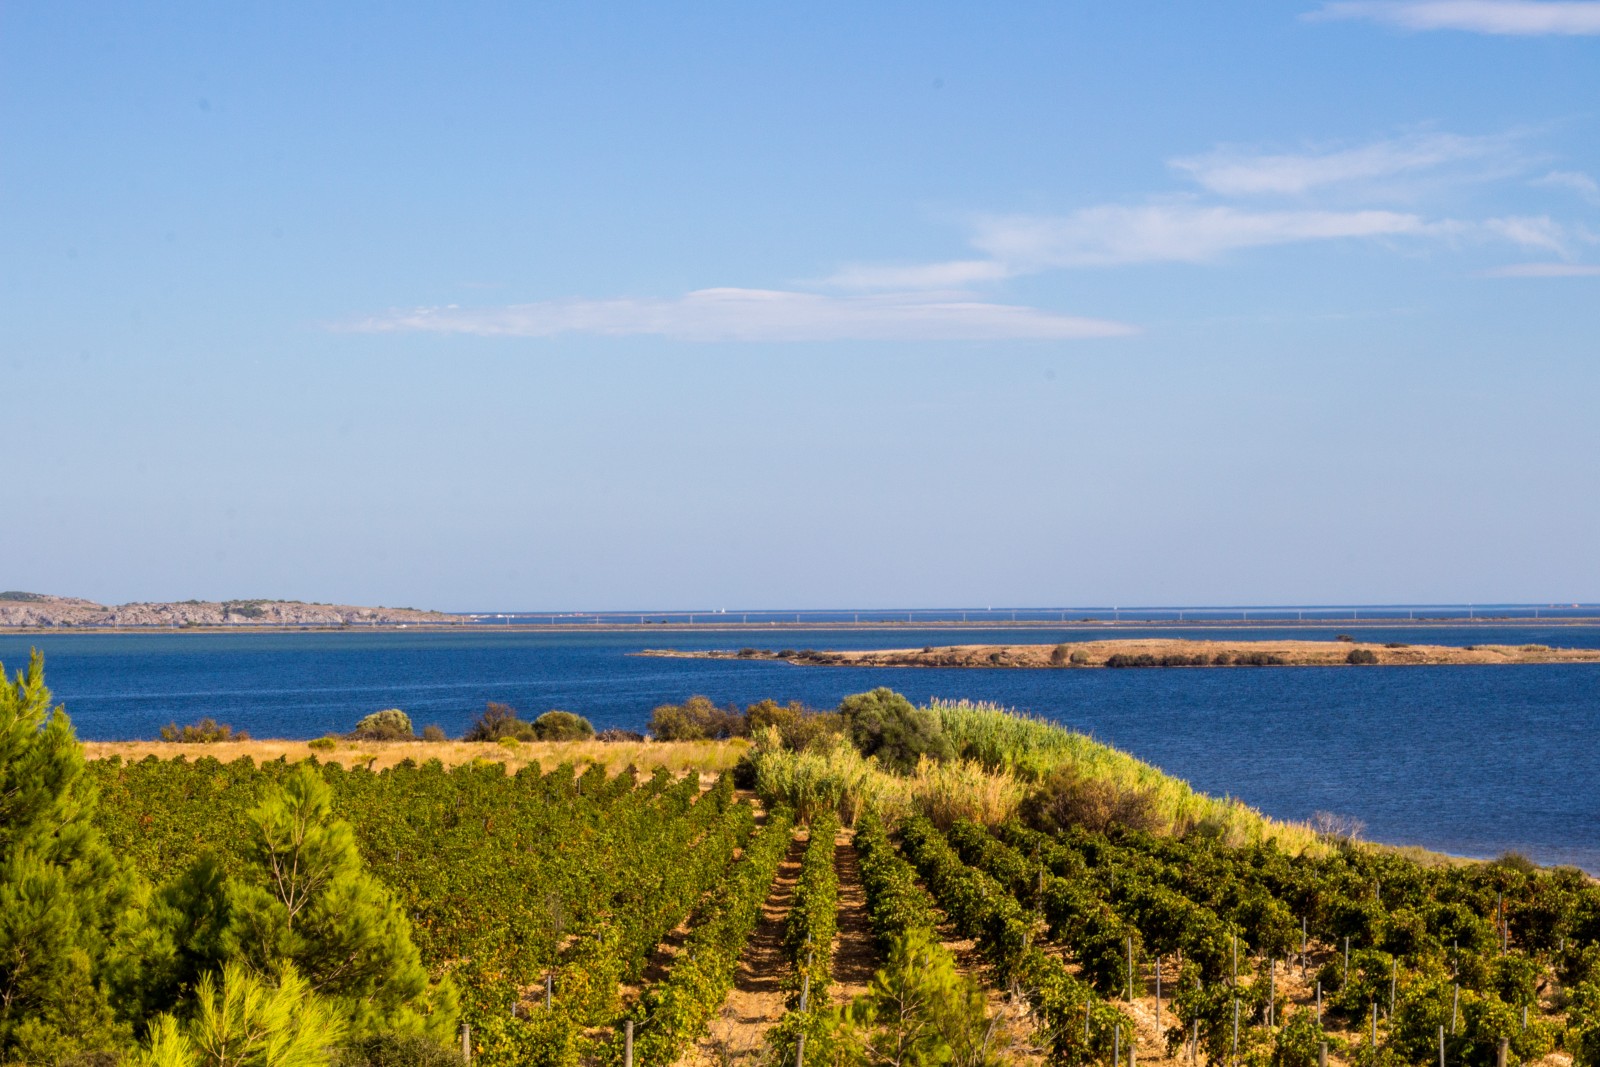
[465,702,536,742]
[350,708,415,741]
[159,717,247,743]
[1272,1008,1329,1067]
[309,736,338,751]
[1019,764,1164,835]
[1346,648,1379,665]
[648,695,745,740]
[336,1032,463,1067]
[532,711,595,742]
[421,724,447,742]
[746,699,840,752]
[838,688,952,774]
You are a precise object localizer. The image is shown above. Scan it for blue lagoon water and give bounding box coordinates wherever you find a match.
[3,624,1596,871]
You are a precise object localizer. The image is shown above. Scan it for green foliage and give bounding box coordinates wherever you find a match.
[1346,649,1380,665]
[349,710,414,741]
[139,764,457,1040]
[420,725,447,743]
[463,703,536,742]
[0,650,134,1062]
[1020,764,1164,835]
[1570,981,1600,1067]
[619,808,796,1067]
[531,711,595,742]
[309,737,339,751]
[897,815,1128,1065]
[161,718,251,743]
[746,699,841,752]
[782,810,840,1007]
[647,695,746,741]
[838,689,952,774]
[853,811,940,949]
[133,961,346,1067]
[836,928,1008,1067]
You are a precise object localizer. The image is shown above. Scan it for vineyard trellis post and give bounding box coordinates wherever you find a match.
[1370,1002,1377,1050]
[1497,1037,1508,1067]
[624,1020,634,1067]
[1451,984,1459,1034]
[1438,1024,1446,1067]
[1114,1018,1121,1067]
[1128,936,1135,1001]
[1316,980,1322,1024]
[546,971,553,1009]
[1190,1019,1198,1067]
[1389,958,1396,1018]
[1344,937,1350,976]
[795,1030,805,1067]
[1318,1042,1327,1067]
[1232,998,1239,1066]
[460,1023,471,1064]
[1156,957,1162,1028]
[1268,959,1275,1029]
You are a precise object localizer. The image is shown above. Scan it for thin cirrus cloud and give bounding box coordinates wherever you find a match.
[1533,170,1600,204]
[1169,132,1521,196]
[1484,262,1600,275]
[824,129,1584,290]
[1309,1,1600,34]
[827,204,1458,289]
[967,205,1444,269]
[346,288,1136,342]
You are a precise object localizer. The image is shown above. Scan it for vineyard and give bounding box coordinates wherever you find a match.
[6,654,1600,1067]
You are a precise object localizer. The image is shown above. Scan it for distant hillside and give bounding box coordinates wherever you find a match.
[0,592,458,628]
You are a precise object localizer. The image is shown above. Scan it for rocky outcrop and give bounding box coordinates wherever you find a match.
[0,593,458,628]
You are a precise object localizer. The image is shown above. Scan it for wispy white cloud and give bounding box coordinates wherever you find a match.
[1480,215,1573,255]
[819,259,1011,290]
[1484,261,1600,275]
[1533,169,1600,204]
[345,287,1135,342]
[1310,1,1600,35]
[1169,132,1520,196]
[968,205,1443,268]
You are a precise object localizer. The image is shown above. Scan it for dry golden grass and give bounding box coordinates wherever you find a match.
[82,737,750,776]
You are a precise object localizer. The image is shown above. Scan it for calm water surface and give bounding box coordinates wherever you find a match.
[4,624,1596,871]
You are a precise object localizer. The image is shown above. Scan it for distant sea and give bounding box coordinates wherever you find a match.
[4,623,1597,872]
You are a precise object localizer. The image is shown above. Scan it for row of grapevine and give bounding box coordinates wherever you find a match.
[987,816,1600,1067]
[89,755,754,1046]
[853,809,940,947]
[783,810,842,1007]
[621,807,799,1067]
[897,815,1130,1066]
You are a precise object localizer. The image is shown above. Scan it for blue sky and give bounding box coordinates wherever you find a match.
[4,2,1598,610]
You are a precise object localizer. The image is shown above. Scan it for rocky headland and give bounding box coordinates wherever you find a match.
[0,592,458,629]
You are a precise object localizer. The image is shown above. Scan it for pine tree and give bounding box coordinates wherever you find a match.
[134,961,346,1067]
[189,764,457,1040]
[0,650,135,1060]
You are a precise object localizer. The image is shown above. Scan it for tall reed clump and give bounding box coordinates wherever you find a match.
[906,755,1025,829]
[751,731,906,825]
[931,699,1321,853]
